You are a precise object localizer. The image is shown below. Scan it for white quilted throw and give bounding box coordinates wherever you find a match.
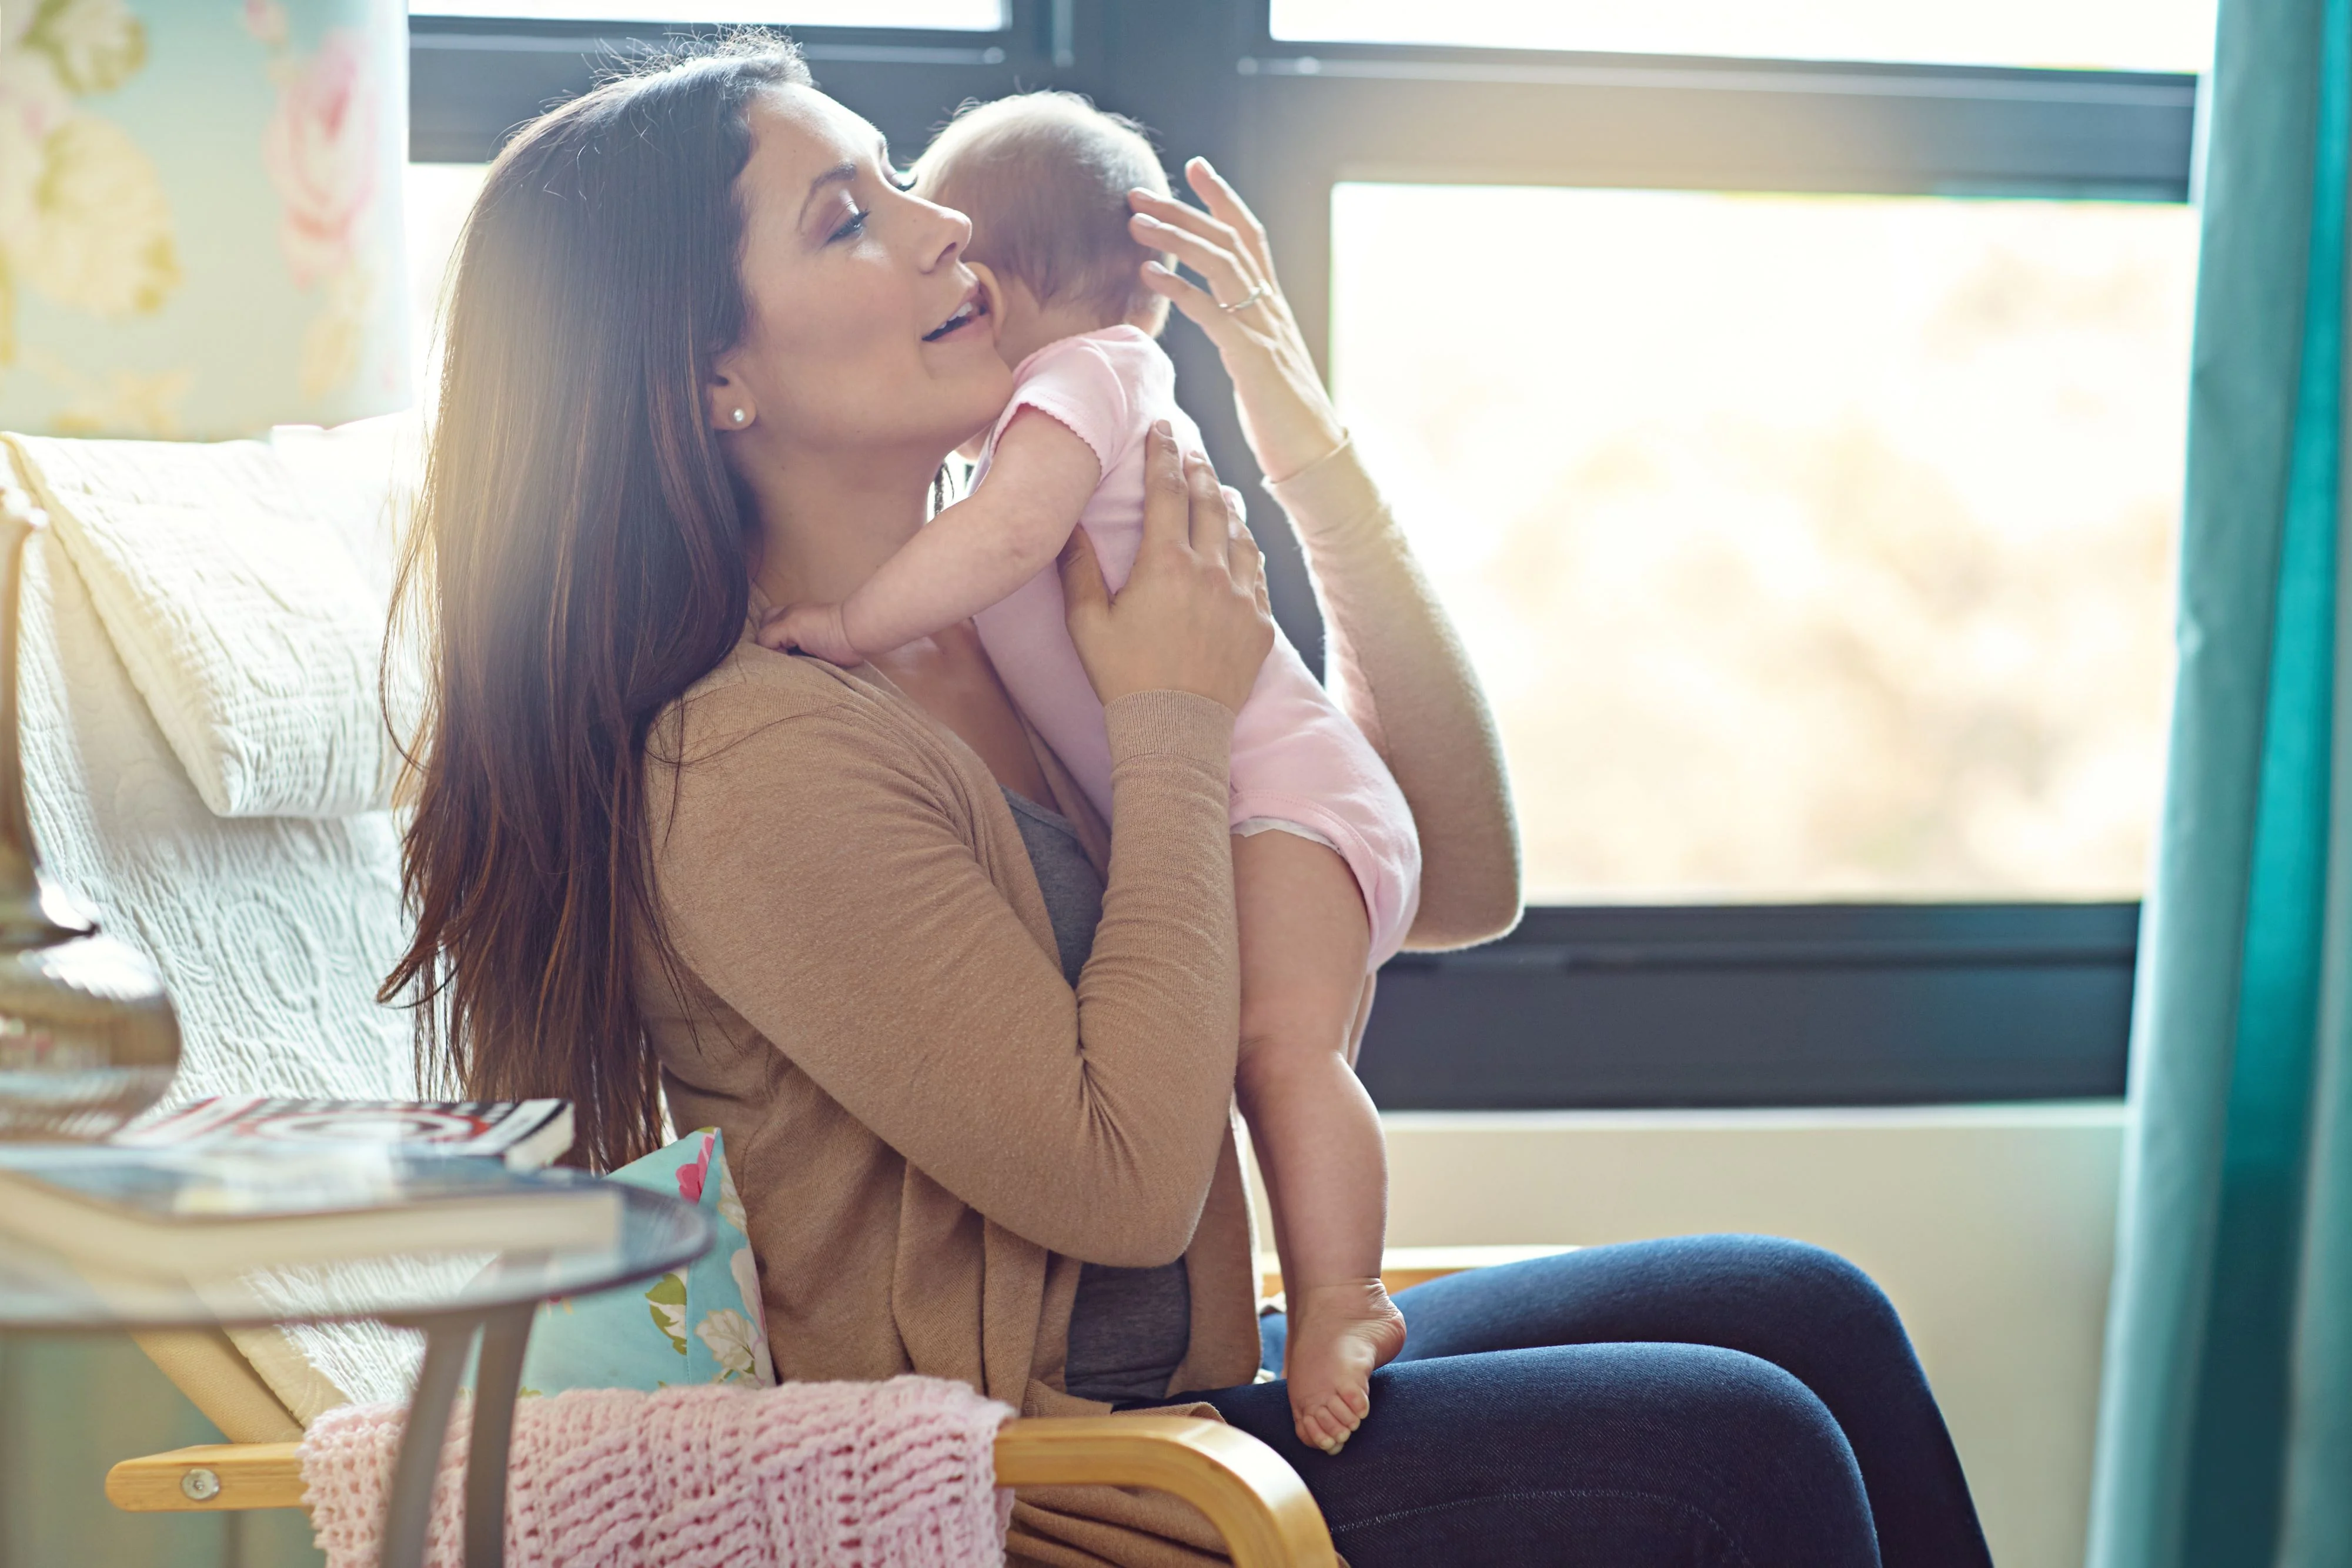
[4,431,425,1411]
[5,433,407,818]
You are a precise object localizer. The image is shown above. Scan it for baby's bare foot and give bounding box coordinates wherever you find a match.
[1285,1279,1406,1455]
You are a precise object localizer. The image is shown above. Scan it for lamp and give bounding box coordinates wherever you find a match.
[0,0,411,1135]
[0,0,410,438]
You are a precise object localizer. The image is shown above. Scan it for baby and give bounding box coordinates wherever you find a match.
[760,93,1416,1453]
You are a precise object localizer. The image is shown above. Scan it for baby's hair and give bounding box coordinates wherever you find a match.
[913,91,1172,329]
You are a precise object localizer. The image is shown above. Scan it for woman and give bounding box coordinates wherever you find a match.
[391,38,1993,1568]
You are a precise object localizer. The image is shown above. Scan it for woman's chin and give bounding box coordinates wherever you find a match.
[923,359,1014,449]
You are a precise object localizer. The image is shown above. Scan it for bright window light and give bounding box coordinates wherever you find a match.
[1272,0,2217,74]
[1329,183,2197,901]
[408,0,1003,26]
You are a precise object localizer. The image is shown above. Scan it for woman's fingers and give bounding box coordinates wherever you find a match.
[1140,259,1240,339]
[1135,419,1189,558]
[1057,525,1112,631]
[1227,501,1272,618]
[1129,207,1260,310]
[1134,165,1347,486]
[1185,451,1231,563]
[1184,158,1279,284]
[1128,187,1255,275]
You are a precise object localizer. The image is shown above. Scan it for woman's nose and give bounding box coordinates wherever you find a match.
[915,198,974,272]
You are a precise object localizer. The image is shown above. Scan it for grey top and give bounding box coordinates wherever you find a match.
[1001,787,1192,1406]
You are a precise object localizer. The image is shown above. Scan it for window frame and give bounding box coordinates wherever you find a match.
[409,0,2180,1108]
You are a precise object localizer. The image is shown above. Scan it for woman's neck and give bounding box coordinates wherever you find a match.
[744,443,937,611]
[738,436,1053,801]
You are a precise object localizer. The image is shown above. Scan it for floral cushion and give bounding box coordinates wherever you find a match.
[492,1128,775,1394]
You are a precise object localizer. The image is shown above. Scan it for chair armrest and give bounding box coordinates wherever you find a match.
[110,1417,1337,1568]
[994,1417,1335,1568]
[107,1442,303,1511]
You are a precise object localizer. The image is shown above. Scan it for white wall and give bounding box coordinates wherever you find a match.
[1254,1102,2126,1568]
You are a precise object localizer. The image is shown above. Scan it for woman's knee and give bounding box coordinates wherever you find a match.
[1679,1233,1908,1343]
[1647,1346,1879,1564]
[1473,1344,1877,1566]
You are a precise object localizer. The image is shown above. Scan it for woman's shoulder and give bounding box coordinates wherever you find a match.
[657,635,936,780]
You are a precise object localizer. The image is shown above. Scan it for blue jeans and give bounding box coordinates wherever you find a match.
[1189,1235,1992,1567]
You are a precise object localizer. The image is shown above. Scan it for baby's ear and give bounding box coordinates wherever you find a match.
[968,262,1006,343]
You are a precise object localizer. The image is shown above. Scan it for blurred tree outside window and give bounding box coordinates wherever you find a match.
[1330,183,2197,900]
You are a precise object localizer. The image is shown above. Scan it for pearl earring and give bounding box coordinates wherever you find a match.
[730,407,748,426]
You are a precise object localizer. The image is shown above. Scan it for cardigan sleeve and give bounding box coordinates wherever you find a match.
[651,682,1241,1268]
[1265,440,1524,950]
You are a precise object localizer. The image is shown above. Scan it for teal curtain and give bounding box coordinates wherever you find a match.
[2086,0,2352,1564]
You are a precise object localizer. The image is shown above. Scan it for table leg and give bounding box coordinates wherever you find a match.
[464,1303,534,1568]
[380,1315,475,1568]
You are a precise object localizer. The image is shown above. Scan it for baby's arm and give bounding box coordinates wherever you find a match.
[763,409,1102,663]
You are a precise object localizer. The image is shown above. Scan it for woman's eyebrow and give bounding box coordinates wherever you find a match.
[799,161,858,227]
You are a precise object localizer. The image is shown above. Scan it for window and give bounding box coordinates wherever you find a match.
[1269,0,2217,74]
[1330,183,2194,903]
[406,0,2181,1106]
[410,1,1004,26]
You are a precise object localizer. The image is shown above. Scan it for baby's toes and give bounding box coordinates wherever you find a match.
[1299,1419,1347,1456]
[1294,1405,1342,1453]
[1312,1395,1364,1449]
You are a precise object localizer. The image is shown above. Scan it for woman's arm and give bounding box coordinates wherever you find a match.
[660,434,1275,1265]
[655,686,1239,1267]
[1128,165,1522,949]
[761,410,1101,664]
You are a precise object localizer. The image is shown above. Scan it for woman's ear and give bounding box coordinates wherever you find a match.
[706,367,756,433]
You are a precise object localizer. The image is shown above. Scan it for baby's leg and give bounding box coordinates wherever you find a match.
[1234,828,1406,1455]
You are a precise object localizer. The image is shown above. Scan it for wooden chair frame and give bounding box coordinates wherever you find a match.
[107,1238,1562,1562]
[108,1416,1335,1568]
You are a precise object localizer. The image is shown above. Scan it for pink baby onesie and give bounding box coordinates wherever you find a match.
[971,325,1421,967]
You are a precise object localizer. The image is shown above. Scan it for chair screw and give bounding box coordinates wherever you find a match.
[181,1467,221,1502]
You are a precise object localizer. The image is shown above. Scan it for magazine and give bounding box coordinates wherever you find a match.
[112,1098,573,1171]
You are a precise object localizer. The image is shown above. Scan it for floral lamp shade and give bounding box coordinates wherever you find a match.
[0,0,407,439]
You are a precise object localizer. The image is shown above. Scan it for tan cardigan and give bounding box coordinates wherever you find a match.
[640,443,1518,1566]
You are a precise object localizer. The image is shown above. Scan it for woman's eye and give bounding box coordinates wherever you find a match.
[829,206,868,243]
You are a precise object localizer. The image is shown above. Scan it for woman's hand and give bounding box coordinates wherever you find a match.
[1061,422,1274,713]
[1129,159,1348,486]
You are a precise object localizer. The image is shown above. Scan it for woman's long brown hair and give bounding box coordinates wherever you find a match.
[383,40,810,1171]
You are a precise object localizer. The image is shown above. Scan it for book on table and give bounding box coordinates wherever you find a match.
[0,1141,618,1278]
[110,1096,574,1170]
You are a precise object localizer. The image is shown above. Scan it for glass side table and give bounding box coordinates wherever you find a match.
[0,1156,711,1568]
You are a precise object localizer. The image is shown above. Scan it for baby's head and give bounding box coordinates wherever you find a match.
[914,92,1172,357]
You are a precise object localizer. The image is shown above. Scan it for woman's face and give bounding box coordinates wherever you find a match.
[714,86,1010,469]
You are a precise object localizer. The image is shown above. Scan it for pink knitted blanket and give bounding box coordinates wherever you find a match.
[298,1377,1017,1567]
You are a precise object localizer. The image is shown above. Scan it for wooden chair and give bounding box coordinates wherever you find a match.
[107,1250,1578,1563]
[106,1416,1335,1567]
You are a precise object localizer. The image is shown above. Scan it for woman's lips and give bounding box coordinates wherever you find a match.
[923,285,990,343]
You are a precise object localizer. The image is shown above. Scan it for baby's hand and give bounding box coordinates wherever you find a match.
[757,602,860,667]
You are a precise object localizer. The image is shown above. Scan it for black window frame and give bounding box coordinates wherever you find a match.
[410,0,2175,1109]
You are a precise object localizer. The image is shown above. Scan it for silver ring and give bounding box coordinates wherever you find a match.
[1218,283,1267,313]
